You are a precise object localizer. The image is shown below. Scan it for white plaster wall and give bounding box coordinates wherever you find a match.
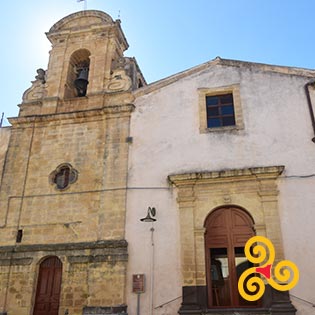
[125,188,181,315]
[279,178,315,315]
[126,63,315,315]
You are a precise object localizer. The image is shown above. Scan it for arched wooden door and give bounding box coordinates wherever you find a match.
[204,206,257,308]
[33,256,62,315]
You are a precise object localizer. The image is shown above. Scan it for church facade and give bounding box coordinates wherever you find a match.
[0,10,315,315]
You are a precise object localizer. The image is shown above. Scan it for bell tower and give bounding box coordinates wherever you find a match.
[20,10,145,115]
[0,10,145,315]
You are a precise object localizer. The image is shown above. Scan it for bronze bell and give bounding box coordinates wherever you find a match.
[74,68,89,97]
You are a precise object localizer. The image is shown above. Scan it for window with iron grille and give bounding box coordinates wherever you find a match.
[206,93,235,128]
[49,163,78,191]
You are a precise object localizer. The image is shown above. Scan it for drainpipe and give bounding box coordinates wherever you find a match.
[304,80,315,143]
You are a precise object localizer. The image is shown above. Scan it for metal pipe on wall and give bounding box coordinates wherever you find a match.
[304,80,315,143]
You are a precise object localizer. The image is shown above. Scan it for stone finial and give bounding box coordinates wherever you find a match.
[35,68,46,84]
[22,68,48,102]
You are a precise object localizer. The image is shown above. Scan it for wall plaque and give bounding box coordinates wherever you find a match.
[132,274,145,293]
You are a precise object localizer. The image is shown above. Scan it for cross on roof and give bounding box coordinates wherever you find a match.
[77,0,87,10]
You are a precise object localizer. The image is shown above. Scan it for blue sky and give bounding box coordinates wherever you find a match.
[1,0,315,126]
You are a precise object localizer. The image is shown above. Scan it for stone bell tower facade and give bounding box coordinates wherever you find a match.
[0,10,145,315]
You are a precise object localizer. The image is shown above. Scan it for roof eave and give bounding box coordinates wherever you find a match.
[133,57,315,98]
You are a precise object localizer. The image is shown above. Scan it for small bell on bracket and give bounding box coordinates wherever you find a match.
[74,68,89,97]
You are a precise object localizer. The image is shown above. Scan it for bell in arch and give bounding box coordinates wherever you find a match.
[74,68,89,97]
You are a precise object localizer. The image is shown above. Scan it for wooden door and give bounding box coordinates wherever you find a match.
[204,207,256,308]
[33,256,62,315]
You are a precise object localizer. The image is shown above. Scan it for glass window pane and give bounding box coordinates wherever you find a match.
[210,248,231,306]
[235,247,258,306]
[206,96,219,106]
[208,118,221,128]
[55,167,70,190]
[221,105,235,115]
[220,94,233,104]
[222,116,235,126]
[235,247,251,278]
[207,107,219,116]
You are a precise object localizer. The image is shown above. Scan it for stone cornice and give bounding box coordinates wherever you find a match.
[0,239,128,253]
[168,166,285,186]
[48,10,114,33]
[47,10,128,50]
[8,104,135,127]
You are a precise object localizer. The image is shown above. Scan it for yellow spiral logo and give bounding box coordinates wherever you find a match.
[238,236,299,301]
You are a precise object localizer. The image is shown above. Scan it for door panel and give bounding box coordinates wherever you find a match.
[34,257,62,315]
[205,207,257,308]
[210,247,231,306]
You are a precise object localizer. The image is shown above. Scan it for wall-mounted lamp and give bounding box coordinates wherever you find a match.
[140,206,157,315]
[140,207,156,222]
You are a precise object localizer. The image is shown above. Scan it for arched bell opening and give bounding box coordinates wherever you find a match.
[64,49,91,98]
